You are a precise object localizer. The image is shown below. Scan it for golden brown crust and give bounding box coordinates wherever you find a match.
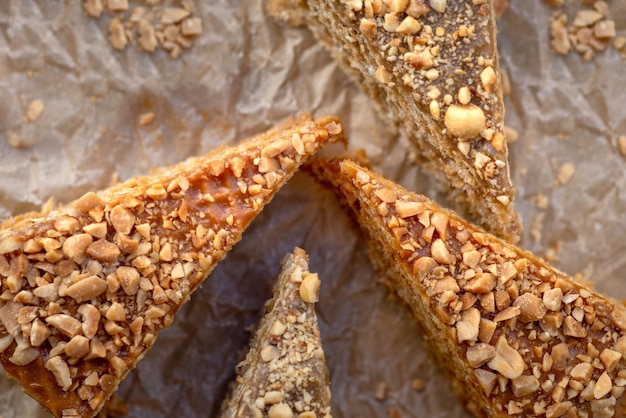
[310,157,626,418]
[219,247,332,418]
[278,0,521,242]
[0,115,344,418]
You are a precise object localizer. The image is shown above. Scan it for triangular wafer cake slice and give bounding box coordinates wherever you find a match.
[219,247,332,418]
[0,114,344,418]
[269,0,521,242]
[310,158,626,418]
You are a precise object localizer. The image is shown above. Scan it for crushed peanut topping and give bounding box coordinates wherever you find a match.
[310,157,626,418]
[219,248,332,418]
[0,115,343,418]
[290,0,520,241]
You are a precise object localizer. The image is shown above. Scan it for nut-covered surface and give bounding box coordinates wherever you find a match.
[219,247,332,418]
[0,115,343,418]
[272,0,521,242]
[310,157,626,418]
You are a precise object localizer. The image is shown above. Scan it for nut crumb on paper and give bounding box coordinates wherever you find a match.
[388,406,403,418]
[555,162,575,186]
[7,131,26,148]
[531,212,546,243]
[25,99,45,122]
[504,125,518,144]
[546,0,621,61]
[411,378,426,391]
[139,112,155,125]
[83,0,203,59]
[374,381,388,401]
[532,192,549,210]
[618,135,626,157]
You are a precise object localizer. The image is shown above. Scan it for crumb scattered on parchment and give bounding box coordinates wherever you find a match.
[139,112,155,125]
[544,241,563,263]
[504,125,518,145]
[546,0,623,61]
[411,378,426,392]
[532,192,550,210]
[500,68,512,97]
[531,212,546,243]
[555,162,575,186]
[618,135,626,157]
[25,99,45,122]
[84,0,202,59]
[374,381,388,401]
[388,406,403,418]
[7,131,26,148]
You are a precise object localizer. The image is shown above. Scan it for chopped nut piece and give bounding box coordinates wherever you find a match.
[299,272,320,303]
[551,343,570,370]
[431,239,454,264]
[108,17,128,50]
[84,0,103,17]
[456,307,480,343]
[511,375,539,397]
[30,319,51,347]
[86,240,120,262]
[162,7,190,24]
[444,104,486,140]
[181,17,202,36]
[268,403,293,418]
[429,0,446,13]
[46,314,82,338]
[45,356,72,391]
[513,293,546,322]
[555,162,575,185]
[107,0,128,12]
[563,315,587,338]
[599,349,622,373]
[487,336,525,379]
[466,343,496,367]
[595,371,612,399]
[395,200,423,218]
[26,99,45,122]
[65,335,90,359]
[66,276,107,303]
[474,368,498,395]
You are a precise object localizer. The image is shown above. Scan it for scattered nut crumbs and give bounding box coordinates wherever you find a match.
[374,381,388,400]
[546,0,623,61]
[532,193,549,210]
[388,406,403,418]
[531,212,546,243]
[7,131,26,149]
[25,99,45,123]
[138,112,155,125]
[555,162,575,186]
[411,378,426,391]
[503,125,518,144]
[83,0,203,59]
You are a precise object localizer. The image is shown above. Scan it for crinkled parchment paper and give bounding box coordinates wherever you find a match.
[1,1,626,417]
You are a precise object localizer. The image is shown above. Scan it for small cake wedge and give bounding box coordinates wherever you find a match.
[309,157,626,418]
[0,115,344,418]
[219,247,332,418]
[270,0,521,242]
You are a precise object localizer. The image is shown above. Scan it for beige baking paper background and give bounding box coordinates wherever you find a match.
[1,1,626,417]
